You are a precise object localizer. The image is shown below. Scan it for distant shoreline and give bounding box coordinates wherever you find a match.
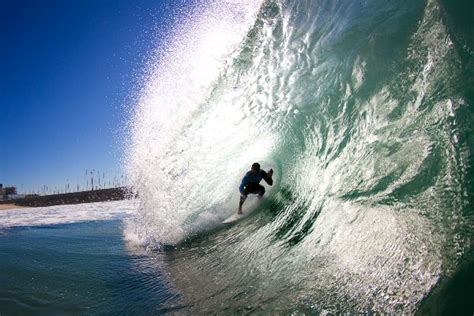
[0,187,131,208]
[0,203,25,211]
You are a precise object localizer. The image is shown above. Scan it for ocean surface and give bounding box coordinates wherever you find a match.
[2,0,474,314]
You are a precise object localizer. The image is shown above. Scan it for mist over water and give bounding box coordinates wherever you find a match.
[126,0,473,313]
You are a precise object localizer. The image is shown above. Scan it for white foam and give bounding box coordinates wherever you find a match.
[0,200,138,229]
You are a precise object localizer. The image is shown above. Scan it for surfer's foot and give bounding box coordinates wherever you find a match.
[258,195,263,200]
[238,208,243,215]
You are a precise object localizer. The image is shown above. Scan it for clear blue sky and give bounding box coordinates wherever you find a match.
[0,0,189,194]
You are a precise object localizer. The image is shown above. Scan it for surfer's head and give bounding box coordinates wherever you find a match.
[251,162,260,174]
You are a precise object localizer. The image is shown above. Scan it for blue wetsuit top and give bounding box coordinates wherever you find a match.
[239,170,273,194]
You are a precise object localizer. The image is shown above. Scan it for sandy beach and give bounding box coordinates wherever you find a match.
[0,204,25,211]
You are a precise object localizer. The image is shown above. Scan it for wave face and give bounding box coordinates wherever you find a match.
[126,0,473,313]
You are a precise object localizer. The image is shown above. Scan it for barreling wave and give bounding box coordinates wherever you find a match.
[125,0,473,313]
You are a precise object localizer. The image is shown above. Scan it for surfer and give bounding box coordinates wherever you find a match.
[238,162,273,214]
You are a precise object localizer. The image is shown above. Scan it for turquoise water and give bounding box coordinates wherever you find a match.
[1,0,473,314]
[0,219,179,315]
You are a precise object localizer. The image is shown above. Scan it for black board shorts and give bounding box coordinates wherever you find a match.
[243,183,265,196]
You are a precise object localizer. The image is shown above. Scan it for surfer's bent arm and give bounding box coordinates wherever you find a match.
[262,170,273,186]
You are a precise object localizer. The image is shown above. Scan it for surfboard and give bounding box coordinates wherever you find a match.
[222,196,263,224]
[222,213,245,224]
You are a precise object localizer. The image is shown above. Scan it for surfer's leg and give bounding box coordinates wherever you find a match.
[257,185,265,199]
[238,194,247,214]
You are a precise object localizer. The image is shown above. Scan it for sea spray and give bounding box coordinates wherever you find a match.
[125,1,263,246]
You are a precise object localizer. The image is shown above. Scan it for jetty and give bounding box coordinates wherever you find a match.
[0,187,130,208]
